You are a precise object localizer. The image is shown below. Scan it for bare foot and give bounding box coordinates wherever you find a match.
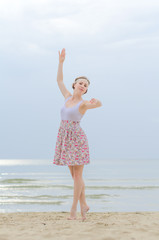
[67,217,76,220]
[67,208,77,220]
[80,205,90,220]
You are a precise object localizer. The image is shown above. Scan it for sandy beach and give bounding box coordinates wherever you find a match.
[0,211,159,240]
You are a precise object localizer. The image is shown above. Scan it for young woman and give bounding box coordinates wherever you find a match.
[53,48,102,221]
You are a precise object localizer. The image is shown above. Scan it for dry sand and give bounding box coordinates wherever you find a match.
[0,211,159,240]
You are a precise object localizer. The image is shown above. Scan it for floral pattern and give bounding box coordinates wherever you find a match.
[53,120,90,166]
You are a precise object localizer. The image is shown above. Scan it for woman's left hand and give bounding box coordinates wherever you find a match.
[82,98,102,110]
[89,98,98,104]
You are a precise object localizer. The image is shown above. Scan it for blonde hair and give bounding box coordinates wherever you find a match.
[72,76,90,94]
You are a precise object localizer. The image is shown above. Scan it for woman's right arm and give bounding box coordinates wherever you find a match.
[57,48,72,99]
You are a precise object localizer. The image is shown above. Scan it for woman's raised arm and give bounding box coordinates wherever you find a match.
[80,98,102,114]
[57,48,71,99]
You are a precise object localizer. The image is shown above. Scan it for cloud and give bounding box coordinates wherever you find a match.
[0,0,159,55]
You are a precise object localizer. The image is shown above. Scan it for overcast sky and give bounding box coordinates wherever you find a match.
[1,0,159,161]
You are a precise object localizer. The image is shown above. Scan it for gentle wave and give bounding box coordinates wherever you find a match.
[1,177,159,190]
[0,184,72,189]
[87,186,159,190]
[1,179,37,184]
[0,193,112,200]
[0,193,115,205]
[1,178,159,183]
[0,195,71,200]
[0,200,64,205]
[1,184,159,190]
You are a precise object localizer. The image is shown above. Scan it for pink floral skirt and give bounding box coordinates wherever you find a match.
[53,120,90,166]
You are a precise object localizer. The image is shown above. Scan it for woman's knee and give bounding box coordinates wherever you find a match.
[73,165,84,179]
[73,173,82,180]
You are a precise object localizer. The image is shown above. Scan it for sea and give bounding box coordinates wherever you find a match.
[0,159,159,213]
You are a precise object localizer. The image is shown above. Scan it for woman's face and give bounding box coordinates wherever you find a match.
[74,79,89,94]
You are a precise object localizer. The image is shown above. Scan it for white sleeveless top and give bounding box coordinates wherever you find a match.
[61,96,84,121]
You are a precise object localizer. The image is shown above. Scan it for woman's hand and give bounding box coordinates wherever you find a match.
[89,98,98,104]
[81,98,102,111]
[58,48,66,63]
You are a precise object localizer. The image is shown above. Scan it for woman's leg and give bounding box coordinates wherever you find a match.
[72,165,84,213]
[68,166,87,207]
[68,165,89,220]
[67,165,84,219]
